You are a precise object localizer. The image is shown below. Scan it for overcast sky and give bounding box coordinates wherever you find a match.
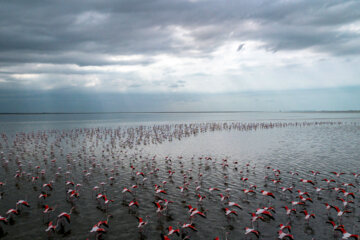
[1,0,360,112]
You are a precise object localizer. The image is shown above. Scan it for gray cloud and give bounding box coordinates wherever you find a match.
[1,0,360,62]
[1,0,360,99]
[0,51,154,67]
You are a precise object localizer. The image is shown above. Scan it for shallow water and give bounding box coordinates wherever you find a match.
[0,113,359,240]
[1,111,360,133]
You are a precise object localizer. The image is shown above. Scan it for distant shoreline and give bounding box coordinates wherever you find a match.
[0,111,359,115]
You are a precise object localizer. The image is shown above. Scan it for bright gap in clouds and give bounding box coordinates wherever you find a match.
[4,40,360,94]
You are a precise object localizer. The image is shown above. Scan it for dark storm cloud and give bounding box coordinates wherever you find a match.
[0,0,360,101]
[1,0,360,63]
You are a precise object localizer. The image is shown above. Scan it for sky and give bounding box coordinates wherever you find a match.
[0,0,360,112]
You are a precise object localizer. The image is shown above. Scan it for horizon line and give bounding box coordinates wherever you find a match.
[0,110,360,115]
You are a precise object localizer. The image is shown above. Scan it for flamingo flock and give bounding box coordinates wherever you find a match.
[0,120,359,239]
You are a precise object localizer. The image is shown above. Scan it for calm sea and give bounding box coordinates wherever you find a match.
[0,112,359,239]
[1,112,360,133]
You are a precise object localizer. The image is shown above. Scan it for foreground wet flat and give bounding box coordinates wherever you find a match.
[0,121,359,239]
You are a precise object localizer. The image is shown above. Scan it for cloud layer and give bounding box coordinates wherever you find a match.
[0,0,360,110]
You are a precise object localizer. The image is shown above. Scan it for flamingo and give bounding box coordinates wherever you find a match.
[331,205,351,221]
[260,190,275,199]
[298,195,313,203]
[326,220,344,231]
[299,179,315,185]
[167,226,180,236]
[136,171,145,177]
[56,207,75,232]
[227,201,242,209]
[331,172,345,178]
[342,183,355,188]
[38,193,48,200]
[188,205,195,213]
[335,227,359,240]
[278,230,294,239]
[15,200,30,212]
[122,187,133,200]
[45,221,56,236]
[244,227,259,238]
[178,186,188,193]
[96,214,112,229]
[168,170,175,177]
[0,216,8,233]
[250,213,264,227]
[219,193,228,202]
[129,200,139,208]
[322,178,336,184]
[155,188,167,194]
[159,199,173,208]
[300,210,315,223]
[224,208,237,216]
[281,187,293,193]
[0,216,8,224]
[270,179,281,185]
[314,187,325,194]
[197,193,206,202]
[255,208,274,220]
[136,216,149,229]
[289,171,299,177]
[351,173,359,179]
[340,189,355,199]
[153,201,166,213]
[279,224,291,232]
[209,187,220,193]
[332,187,344,193]
[190,208,206,218]
[242,189,255,194]
[160,233,171,240]
[310,170,320,176]
[42,183,53,193]
[283,206,296,216]
[6,209,18,223]
[90,224,107,239]
[181,223,197,231]
[291,201,304,207]
[43,204,56,222]
[297,190,310,197]
[324,203,332,213]
[96,194,114,211]
[338,198,354,208]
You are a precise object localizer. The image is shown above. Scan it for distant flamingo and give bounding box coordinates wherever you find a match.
[224,208,237,216]
[331,205,351,221]
[331,172,345,178]
[278,230,294,239]
[136,216,149,230]
[167,226,180,236]
[335,227,359,240]
[283,206,296,217]
[300,210,315,223]
[181,223,197,232]
[244,227,259,238]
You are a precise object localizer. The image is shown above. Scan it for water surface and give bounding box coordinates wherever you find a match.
[0,112,359,239]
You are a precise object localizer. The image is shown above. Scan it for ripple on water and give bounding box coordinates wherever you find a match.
[0,123,359,239]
